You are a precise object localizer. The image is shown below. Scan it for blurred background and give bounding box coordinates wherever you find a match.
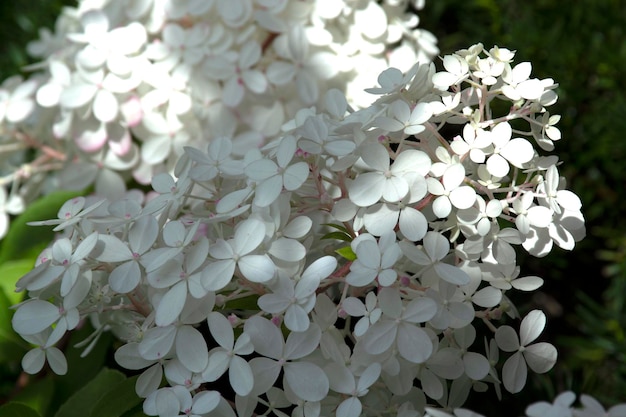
[1,0,625,414]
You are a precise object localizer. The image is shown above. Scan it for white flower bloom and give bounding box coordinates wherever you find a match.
[202,218,275,290]
[350,142,431,207]
[495,310,557,393]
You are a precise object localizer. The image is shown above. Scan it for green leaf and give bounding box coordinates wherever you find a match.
[0,259,33,305]
[49,324,113,415]
[223,294,260,311]
[55,368,126,417]
[0,289,28,363]
[89,375,142,417]
[0,190,82,264]
[11,377,55,417]
[321,231,353,242]
[0,402,42,417]
[335,246,357,261]
[321,223,350,234]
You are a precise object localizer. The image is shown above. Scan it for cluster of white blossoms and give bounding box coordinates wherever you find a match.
[11,42,617,417]
[0,0,438,239]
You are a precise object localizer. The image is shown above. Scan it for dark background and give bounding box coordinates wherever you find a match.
[1,0,625,414]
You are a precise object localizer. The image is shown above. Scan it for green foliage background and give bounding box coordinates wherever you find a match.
[1,0,625,415]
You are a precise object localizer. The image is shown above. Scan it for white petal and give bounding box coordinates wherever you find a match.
[434,263,471,285]
[176,325,209,373]
[501,138,534,167]
[284,304,310,332]
[519,310,546,346]
[94,234,133,262]
[109,261,141,293]
[269,238,306,262]
[471,287,502,307]
[46,347,68,375]
[349,173,385,207]
[495,325,520,352]
[202,259,235,292]
[244,316,283,358]
[486,154,510,178]
[399,207,427,241]
[12,300,60,335]
[337,397,362,417]
[139,326,176,360]
[397,324,432,364]
[192,391,220,414]
[502,352,527,393]
[93,89,119,122]
[155,281,188,326]
[238,255,275,283]
[229,356,254,396]
[523,342,557,373]
[463,352,489,380]
[362,320,397,354]
[234,218,266,255]
[326,365,355,394]
[60,83,97,108]
[22,348,45,374]
[450,186,477,210]
[207,312,234,349]
[284,361,329,402]
[284,325,321,360]
[283,162,309,191]
[511,276,544,291]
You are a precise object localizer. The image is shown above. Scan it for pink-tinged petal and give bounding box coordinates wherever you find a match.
[108,125,132,156]
[75,122,107,152]
[120,95,143,127]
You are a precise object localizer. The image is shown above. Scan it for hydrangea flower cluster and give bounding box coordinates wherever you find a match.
[0,0,438,239]
[10,43,607,417]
